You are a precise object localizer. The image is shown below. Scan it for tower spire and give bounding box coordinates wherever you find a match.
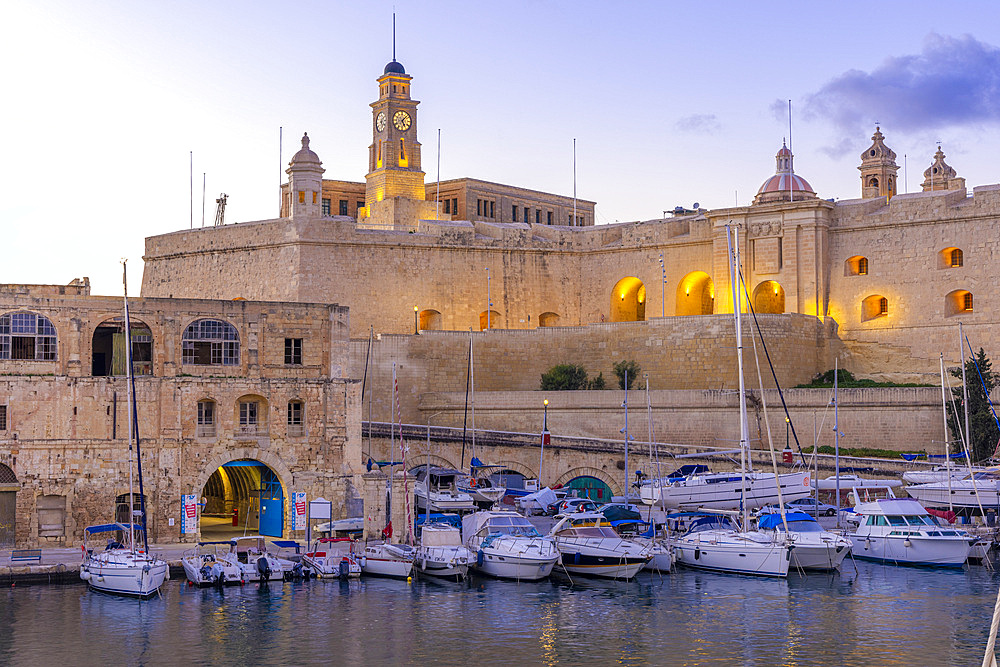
[392,12,396,62]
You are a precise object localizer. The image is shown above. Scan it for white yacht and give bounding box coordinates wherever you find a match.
[548,513,650,580]
[359,542,415,578]
[462,511,559,580]
[415,467,477,513]
[181,541,242,586]
[846,487,973,567]
[457,460,507,507]
[902,464,987,485]
[415,523,473,579]
[756,511,851,570]
[905,468,1000,508]
[669,513,791,578]
[80,523,170,598]
[639,468,812,510]
[222,536,285,582]
[303,537,361,578]
[813,474,901,490]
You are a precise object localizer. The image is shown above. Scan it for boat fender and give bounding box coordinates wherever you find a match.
[477,550,485,567]
[574,552,581,564]
[694,548,700,560]
[164,566,170,580]
[903,539,912,548]
[358,556,367,569]
[80,568,91,581]
[864,539,870,551]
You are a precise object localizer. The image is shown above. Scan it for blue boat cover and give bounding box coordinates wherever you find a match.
[271,540,301,548]
[900,453,921,461]
[758,512,815,529]
[85,523,139,534]
[415,513,461,529]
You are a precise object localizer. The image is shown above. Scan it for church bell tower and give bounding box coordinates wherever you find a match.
[859,126,899,200]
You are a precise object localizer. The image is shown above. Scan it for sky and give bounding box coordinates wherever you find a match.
[4,1,1000,295]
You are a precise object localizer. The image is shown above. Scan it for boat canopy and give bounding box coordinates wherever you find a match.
[420,523,462,546]
[416,513,462,529]
[462,512,537,541]
[758,512,815,529]
[85,523,139,534]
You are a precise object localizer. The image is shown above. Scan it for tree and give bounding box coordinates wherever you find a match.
[540,364,589,390]
[613,360,641,390]
[946,348,1000,463]
[587,372,607,390]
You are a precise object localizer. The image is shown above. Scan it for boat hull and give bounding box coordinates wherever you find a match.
[905,484,1000,509]
[181,557,241,586]
[641,472,812,510]
[848,534,971,567]
[81,559,169,598]
[789,544,850,571]
[672,534,790,578]
[474,549,557,580]
[303,553,361,578]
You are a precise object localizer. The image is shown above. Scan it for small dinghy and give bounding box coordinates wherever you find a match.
[303,537,361,578]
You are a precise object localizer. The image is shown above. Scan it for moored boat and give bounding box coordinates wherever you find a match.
[548,513,650,580]
[415,467,477,514]
[415,523,472,579]
[181,541,242,586]
[359,542,415,578]
[462,510,558,580]
[80,523,169,598]
[668,513,791,578]
[303,537,361,578]
[756,511,851,571]
[222,536,285,582]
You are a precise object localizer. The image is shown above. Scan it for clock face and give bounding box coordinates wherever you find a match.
[375,112,387,132]
[393,111,411,131]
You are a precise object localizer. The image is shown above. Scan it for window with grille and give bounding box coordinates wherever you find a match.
[181,319,239,366]
[287,401,305,437]
[322,198,331,216]
[858,257,868,275]
[0,405,6,430]
[284,338,302,365]
[879,297,888,315]
[0,312,57,361]
[951,248,964,267]
[197,400,215,437]
[239,400,259,435]
[964,292,974,311]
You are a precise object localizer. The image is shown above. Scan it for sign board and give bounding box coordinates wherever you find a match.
[181,494,198,534]
[292,492,307,531]
[309,497,332,521]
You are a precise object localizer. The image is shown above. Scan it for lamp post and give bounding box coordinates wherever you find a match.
[540,399,549,488]
[414,305,419,335]
[658,254,666,318]
[485,267,492,330]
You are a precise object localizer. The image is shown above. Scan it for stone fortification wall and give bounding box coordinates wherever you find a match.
[351,314,838,425]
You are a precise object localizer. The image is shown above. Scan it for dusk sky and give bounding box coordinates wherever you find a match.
[4,1,1000,294]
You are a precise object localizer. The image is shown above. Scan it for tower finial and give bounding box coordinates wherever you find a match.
[392,11,396,61]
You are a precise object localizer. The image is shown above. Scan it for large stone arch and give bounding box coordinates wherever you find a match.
[493,460,537,480]
[192,447,294,500]
[406,454,458,473]
[675,271,715,316]
[752,280,785,314]
[610,277,646,322]
[553,466,622,496]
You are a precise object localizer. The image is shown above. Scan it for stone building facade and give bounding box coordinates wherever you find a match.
[0,284,362,547]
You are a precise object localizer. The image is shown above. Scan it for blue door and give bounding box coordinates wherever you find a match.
[258,466,284,537]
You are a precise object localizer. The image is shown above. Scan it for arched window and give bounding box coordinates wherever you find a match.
[287,400,305,437]
[861,295,888,322]
[964,292,974,311]
[939,247,964,269]
[182,319,239,366]
[0,312,57,360]
[675,271,715,316]
[879,297,888,315]
[951,248,963,268]
[92,318,152,376]
[869,177,879,188]
[610,277,646,322]
[197,399,216,438]
[945,290,974,317]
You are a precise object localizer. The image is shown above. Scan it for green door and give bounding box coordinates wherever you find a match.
[565,476,612,502]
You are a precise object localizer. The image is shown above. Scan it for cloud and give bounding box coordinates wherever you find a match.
[803,34,1000,155]
[674,113,721,133]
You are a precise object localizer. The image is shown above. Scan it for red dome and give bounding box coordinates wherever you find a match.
[756,173,814,196]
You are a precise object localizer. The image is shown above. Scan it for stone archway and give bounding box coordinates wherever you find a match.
[553,466,622,497]
[610,277,646,322]
[675,271,715,316]
[752,281,785,314]
[407,454,458,473]
[494,460,537,480]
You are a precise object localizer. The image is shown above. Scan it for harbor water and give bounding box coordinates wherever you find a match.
[2,560,997,666]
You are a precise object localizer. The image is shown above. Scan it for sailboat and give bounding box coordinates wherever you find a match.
[456,332,506,506]
[668,225,792,578]
[80,262,168,598]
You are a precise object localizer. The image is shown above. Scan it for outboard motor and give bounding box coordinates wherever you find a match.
[256,556,272,581]
[338,558,350,580]
[290,562,304,580]
[199,564,213,582]
[211,562,226,587]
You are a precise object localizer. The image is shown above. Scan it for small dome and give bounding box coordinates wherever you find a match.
[756,173,815,196]
[383,59,405,75]
[752,141,817,205]
[289,133,321,167]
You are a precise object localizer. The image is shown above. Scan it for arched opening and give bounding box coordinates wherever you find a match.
[945,289,974,317]
[479,310,500,331]
[563,475,614,503]
[0,311,57,361]
[939,247,964,269]
[92,318,152,376]
[115,492,147,526]
[752,281,785,314]
[418,309,442,331]
[861,294,889,322]
[675,271,715,316]
[610,277,646,322]
[538,312,560,327]
[868,177,879,189]
[200,459,285,539]
[182,318,239,366]
[845,256,869,276]
[0,464,17,547]
[235,394,268,438]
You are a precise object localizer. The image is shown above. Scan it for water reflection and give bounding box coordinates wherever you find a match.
[0,562,996,666]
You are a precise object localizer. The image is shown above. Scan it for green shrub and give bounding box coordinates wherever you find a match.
[613,360,641,390]
[540,364,589,390]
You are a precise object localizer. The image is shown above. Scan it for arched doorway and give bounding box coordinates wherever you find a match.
[200,460,284,539]
[610,277,646,322]
[92,318,153,376]
[752,281,785,314]
[675,271,715,315]
[419,309,442,331]
[0,464,17,547]
[564,475,614,503]
[479,310,500,331]
[538,312,560,327]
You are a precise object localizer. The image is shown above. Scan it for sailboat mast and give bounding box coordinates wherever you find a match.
[940,353,954,512]
[121,262,138,551]
[470,333,476,467]
[623,372,629,501]
[834,359,841,525]
[727,225,749,527]
[960,322,972,460]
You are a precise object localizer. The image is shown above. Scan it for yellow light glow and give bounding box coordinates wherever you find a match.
[543,399,549,406]
[620,294,625,300]
[414,306,418,312]
[685,288,690,296]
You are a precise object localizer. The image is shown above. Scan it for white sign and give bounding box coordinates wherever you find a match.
[181,494,198,534]
[292,492,307,531]
[309,497,332,521]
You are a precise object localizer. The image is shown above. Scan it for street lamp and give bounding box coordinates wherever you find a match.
[658,254,666,318]
[485,267,492,330]
[414,305,419,335]
[540,399,549,488]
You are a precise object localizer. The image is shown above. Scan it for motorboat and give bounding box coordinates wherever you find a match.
[303,537,361,578]
[905,468,1000,509]
[222,536,285,582]
[457,459,507,508]
[414,467,477,513]
[548,513,650,580]
[609,521,672,573]
[313,517,364,535]
[668,513,791,578]
[813,474,901,490]
[358,542,415,578]
[902,464,988,485]
[461,510,559,580]
[181,541,242,586]
[415,522,473,579]
[756,511,851,571]
[846,487,973,567]
[80,523,169,598]
[639,468,812,510]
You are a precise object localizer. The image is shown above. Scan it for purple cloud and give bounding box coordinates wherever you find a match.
[803,34,1000,155]
[675,113,721,133]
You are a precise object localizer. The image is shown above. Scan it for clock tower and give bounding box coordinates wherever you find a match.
[363,58,433,226]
